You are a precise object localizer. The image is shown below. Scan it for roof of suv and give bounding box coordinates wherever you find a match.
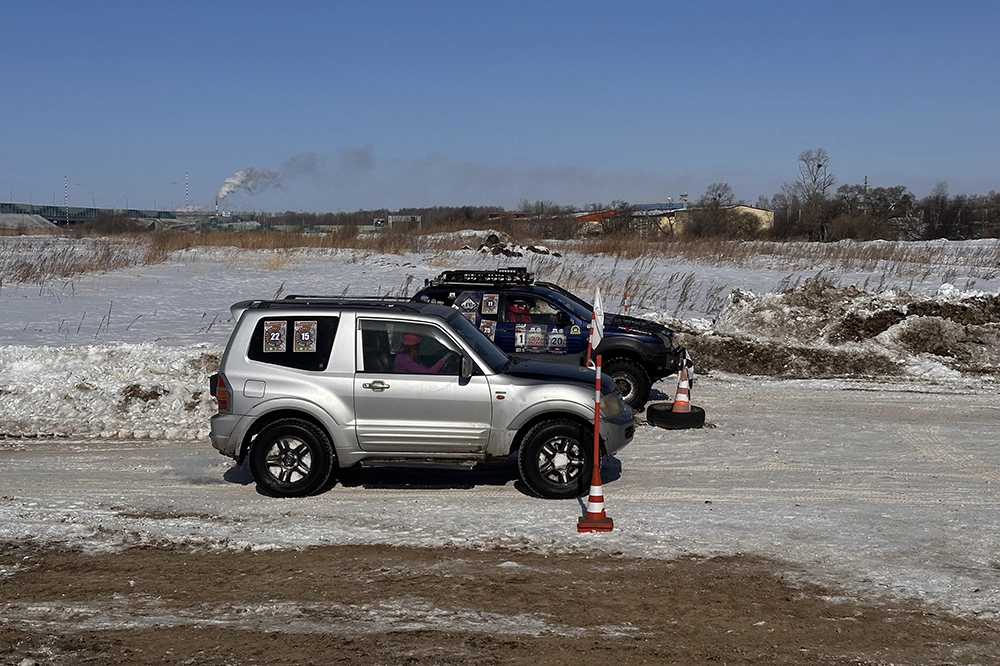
[232,296,456,319]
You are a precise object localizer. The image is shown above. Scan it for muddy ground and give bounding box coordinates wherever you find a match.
[2,545,997,666]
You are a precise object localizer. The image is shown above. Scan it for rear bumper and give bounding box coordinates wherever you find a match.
[209,413,245,459]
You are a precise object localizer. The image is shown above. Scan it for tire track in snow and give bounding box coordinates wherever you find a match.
[901,426,1000,484]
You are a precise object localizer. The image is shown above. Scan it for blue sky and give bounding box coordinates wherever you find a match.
[2,1,998,213]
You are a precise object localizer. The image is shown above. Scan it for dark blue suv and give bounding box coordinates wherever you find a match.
[413,268,685,409]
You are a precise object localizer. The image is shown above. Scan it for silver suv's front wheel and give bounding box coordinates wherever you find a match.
[249,418,335,497]
[517,419,592,499]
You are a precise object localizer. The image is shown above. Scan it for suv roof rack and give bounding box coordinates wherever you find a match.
[248,296,421,313]
[282,294,412,302]
[429,267,534,287]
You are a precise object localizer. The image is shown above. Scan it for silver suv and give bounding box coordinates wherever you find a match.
[209,296,634,499]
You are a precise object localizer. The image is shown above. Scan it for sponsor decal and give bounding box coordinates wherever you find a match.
[263,320,287,353]
[547,326,567,352]
[481,293,499,315]
[293,320,317,353]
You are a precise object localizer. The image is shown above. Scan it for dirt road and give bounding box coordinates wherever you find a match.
[2,375,999,664]
[2,544,998,665]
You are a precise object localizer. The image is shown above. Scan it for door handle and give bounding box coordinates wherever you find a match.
[362,380,390,392]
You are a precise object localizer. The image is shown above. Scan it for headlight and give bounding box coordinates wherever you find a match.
[600,392,625,418]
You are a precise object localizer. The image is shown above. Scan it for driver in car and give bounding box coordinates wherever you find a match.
[393,332,456,373]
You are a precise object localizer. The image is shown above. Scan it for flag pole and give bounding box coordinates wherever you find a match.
[578,354,613,532]
[585,287,604,369]
[584,311,596,368]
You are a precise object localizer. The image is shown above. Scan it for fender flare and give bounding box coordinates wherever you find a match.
[230,397,343,462]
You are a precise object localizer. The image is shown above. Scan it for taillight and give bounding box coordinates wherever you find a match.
[215,373,232,413]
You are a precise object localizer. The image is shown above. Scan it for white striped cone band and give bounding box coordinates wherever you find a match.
[585,485,607,517]
[672,368,691,413]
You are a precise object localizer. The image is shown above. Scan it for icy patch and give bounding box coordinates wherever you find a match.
[1,597,637,637]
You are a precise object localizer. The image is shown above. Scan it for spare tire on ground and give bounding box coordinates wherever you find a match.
[646,403,706,430]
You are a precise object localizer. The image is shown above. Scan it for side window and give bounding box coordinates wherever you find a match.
[501,294,564,325]
[359,319,459,375]
[358,320,393,373]
[502,294,534,323]
[530,298,564,325]
[248,316,338,371]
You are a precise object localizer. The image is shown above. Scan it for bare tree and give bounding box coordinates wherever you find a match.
[602,200,635,234]
[703,182,737,206]
[686,183,756,237]
[517,199,566,215]
[795,148,836,203]
[778,149,837,240]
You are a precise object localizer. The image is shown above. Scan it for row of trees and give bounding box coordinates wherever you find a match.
[254,206,498,231]
[756,149,999,241]
[245,149,997,242]
[573,149,999,241]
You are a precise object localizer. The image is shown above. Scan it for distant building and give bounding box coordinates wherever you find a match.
[388,214,421,231]
[653,204,774,235]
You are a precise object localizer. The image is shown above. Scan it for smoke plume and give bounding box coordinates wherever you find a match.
[216,167,280,201]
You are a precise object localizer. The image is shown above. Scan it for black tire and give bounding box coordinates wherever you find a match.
[249,418,335,497]
[646,403,706,430]
[603,358,651,409]
[517,419,591,499]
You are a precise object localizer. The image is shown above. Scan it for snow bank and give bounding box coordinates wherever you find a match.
[0,344,217,440]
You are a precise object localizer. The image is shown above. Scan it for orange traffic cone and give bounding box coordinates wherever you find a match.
[577,482,614,532]
[647,354,705,429]
[671,364,691,413]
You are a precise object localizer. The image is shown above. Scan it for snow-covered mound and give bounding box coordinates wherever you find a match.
[0,213,57,229]
[666,280,1000,381]
[0,344,218,440]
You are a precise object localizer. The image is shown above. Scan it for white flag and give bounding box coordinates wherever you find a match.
[589,288,604,349]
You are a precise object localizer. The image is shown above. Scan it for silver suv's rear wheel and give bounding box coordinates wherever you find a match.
[249,418,334,497]
[517,419,592,499]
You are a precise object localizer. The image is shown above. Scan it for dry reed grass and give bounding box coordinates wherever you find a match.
[4,228,998,321]
[563,235,1000,279]
[0,237,150,285]
[518,235,1000,318]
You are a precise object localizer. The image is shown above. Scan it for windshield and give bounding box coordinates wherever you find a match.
[446,311,510,373]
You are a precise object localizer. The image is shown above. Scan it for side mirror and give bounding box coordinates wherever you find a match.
[556,311,572,326]
[460,354,475,379]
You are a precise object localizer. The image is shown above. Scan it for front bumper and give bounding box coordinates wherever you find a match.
[644,344,687,379]
[599,406,635,456]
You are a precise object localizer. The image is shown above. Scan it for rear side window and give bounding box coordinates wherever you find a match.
[247,316,339,371]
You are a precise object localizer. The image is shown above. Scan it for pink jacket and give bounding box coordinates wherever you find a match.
[393,352,446,374]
